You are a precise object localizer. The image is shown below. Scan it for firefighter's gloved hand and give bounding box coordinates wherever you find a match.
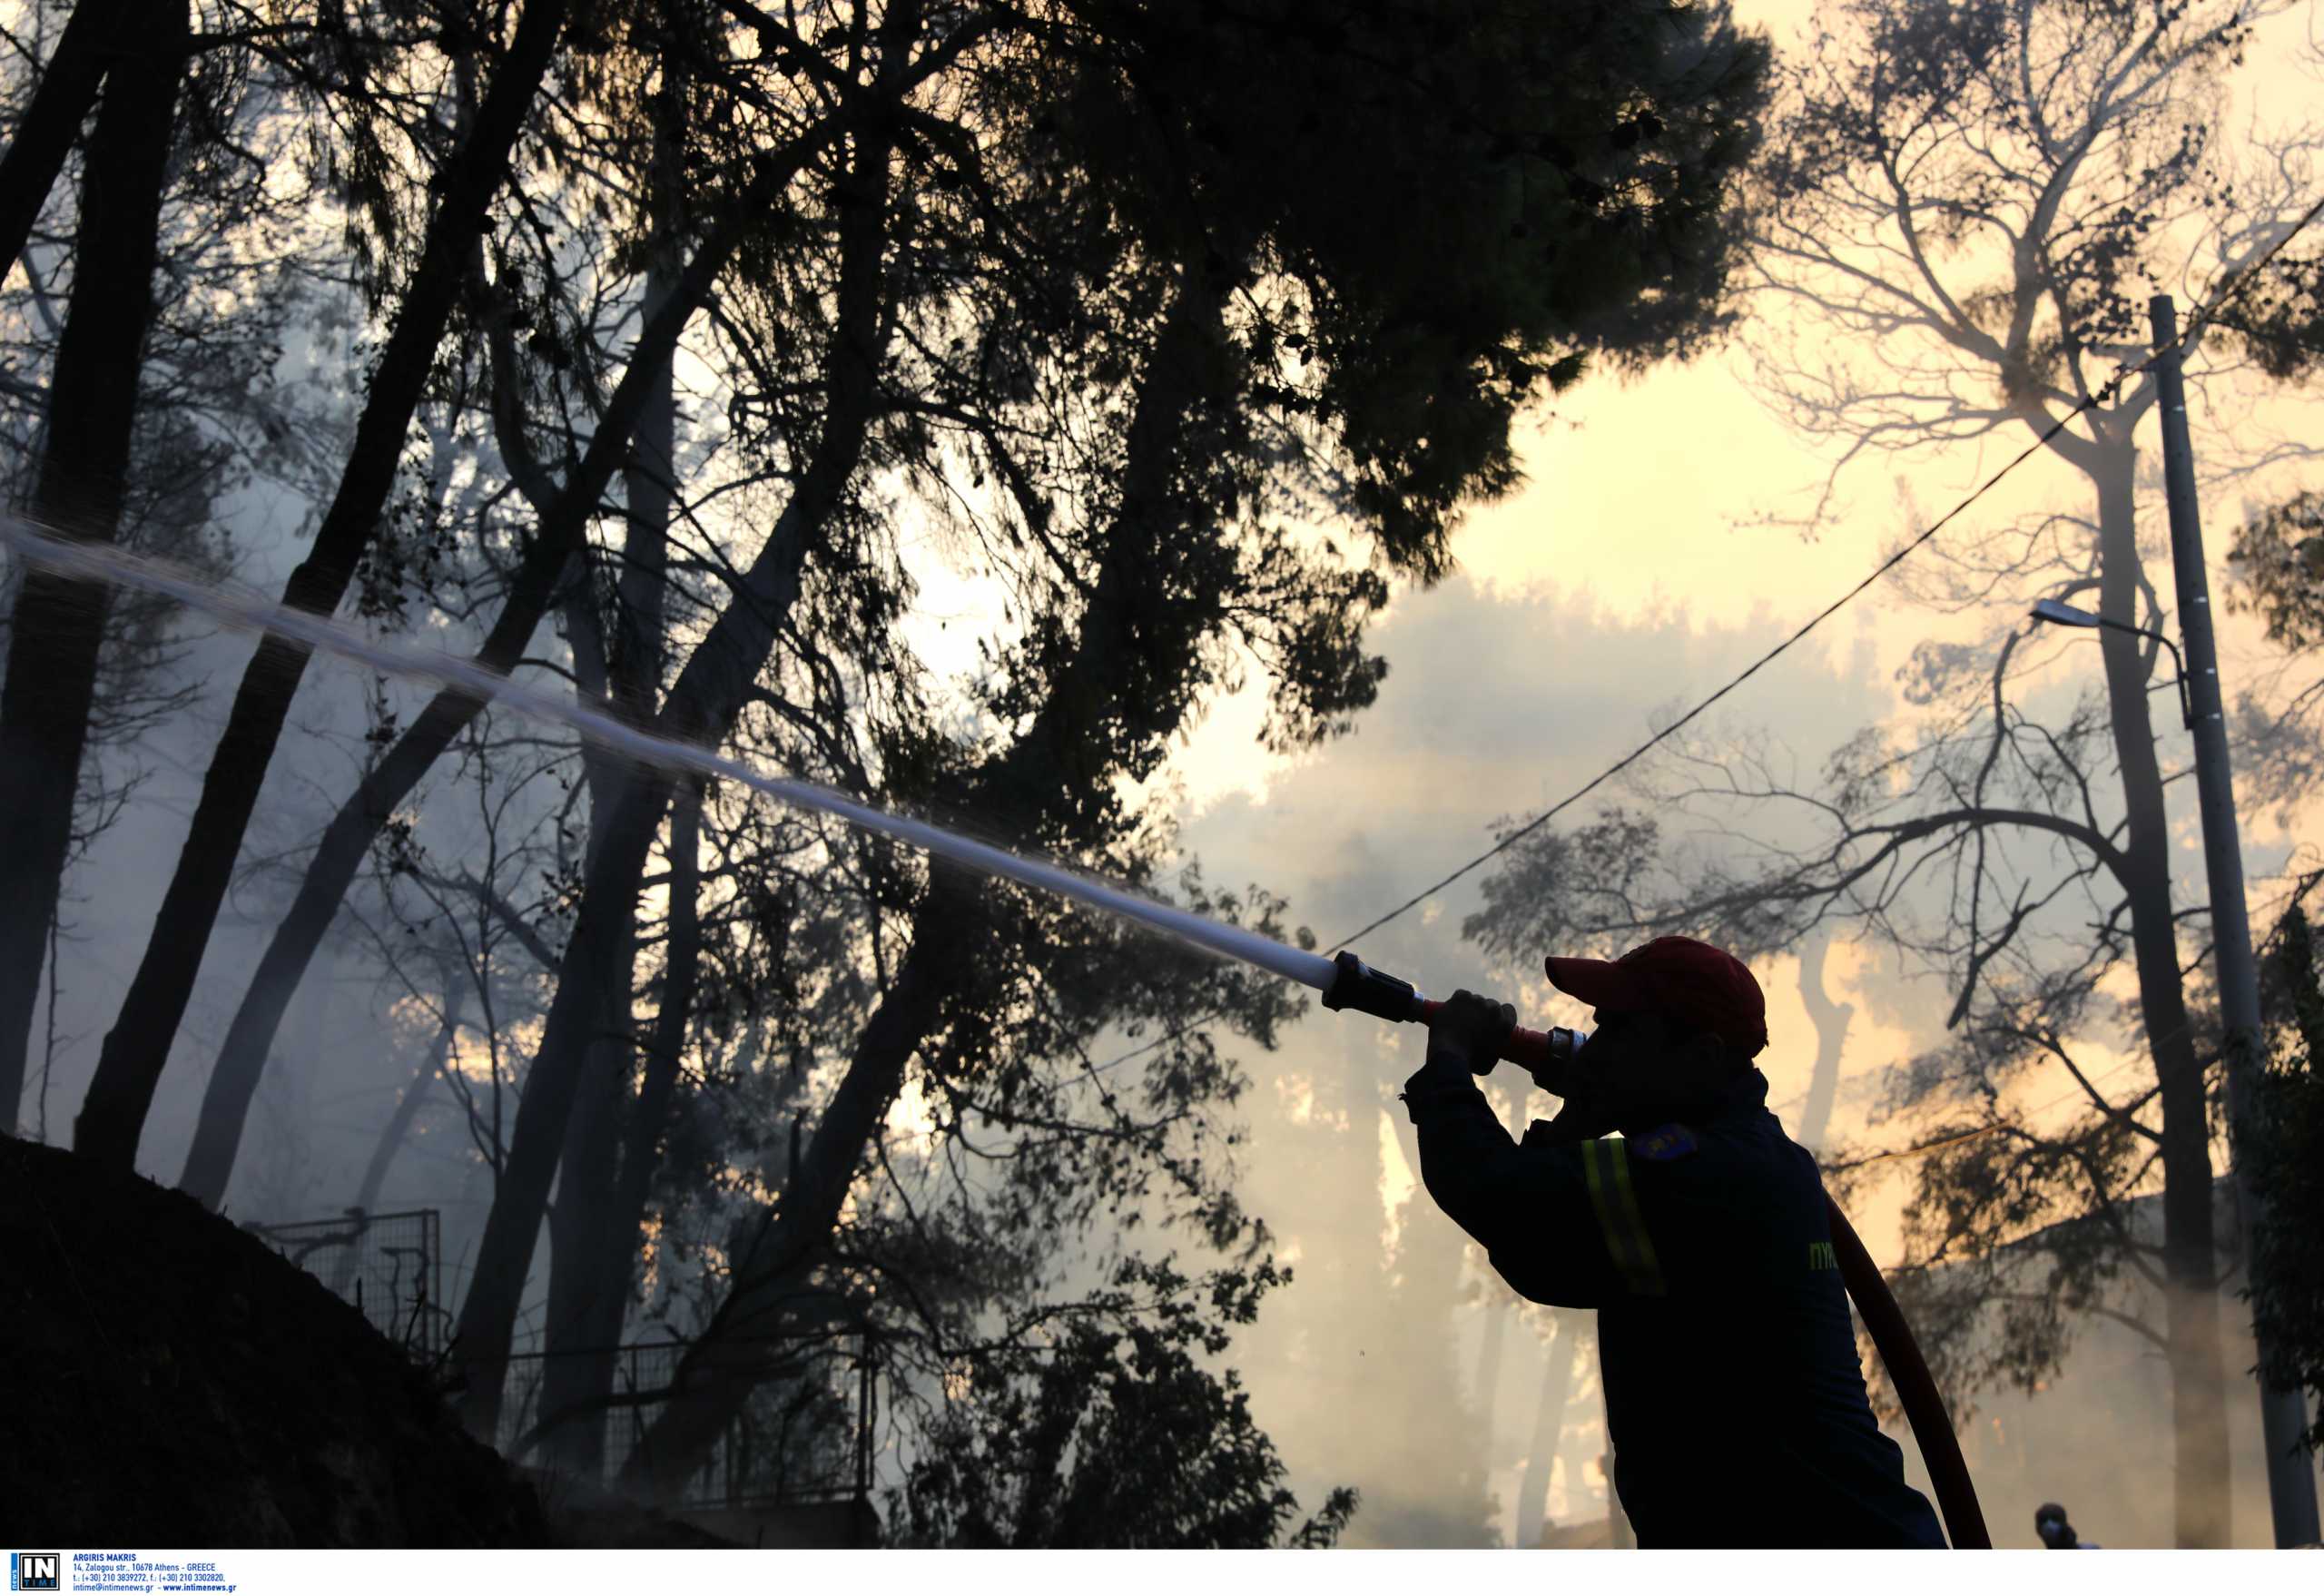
[1429,990,1516,1076]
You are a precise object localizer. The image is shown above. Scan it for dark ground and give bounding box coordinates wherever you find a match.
[0,1133,724,1547]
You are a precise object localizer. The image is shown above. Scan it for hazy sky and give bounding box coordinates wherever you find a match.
[13,0,2322,1552]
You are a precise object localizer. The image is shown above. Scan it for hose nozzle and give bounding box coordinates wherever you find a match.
[1319,950,1425,1022]
[1324,949,1588,1075]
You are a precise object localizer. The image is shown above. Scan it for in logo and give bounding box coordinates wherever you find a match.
[10,1553,59,1592]
[1807,1240,1838,1271]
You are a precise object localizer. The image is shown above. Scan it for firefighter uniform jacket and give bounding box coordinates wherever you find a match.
[1403,1050,1947,1550]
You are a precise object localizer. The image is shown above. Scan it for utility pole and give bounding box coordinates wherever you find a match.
[2149,293,2322,1548]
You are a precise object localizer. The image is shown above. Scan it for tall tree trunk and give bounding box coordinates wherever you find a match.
[2091,429,2230,1547]
[1512,1310,1581,1549]
[527,900,634,1469]
[0,0,135,282]
[71,0,573,1172]
[527,569,635,1468]
[538,784,704,1479]
[619,886,953,1499]
[619,281,1232,1502]
[534,833,639,1473]
[352,983,467,1216]
[538,142,687,1470]
[1795,929,1852,1153]
[168,131,826,1207]
[454,132,893,1436]
[0,0,186,1131]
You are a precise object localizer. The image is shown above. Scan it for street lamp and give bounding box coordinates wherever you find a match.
[2028,597,2193,730]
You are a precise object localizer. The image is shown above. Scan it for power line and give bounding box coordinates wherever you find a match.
[1090,192,2324,1080]
[1334,193,2324,952]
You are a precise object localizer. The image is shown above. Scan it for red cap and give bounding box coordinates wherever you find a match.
[1543,936,1768,1058]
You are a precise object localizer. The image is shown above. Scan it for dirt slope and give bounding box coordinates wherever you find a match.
[0,1132,545,1546]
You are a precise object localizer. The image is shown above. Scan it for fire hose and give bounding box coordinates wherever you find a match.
[1322,950,1993,1550]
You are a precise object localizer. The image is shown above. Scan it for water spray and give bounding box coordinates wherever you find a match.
[0,523,1581,1033]
[0,516,1986,1547]
[0,517,1344,987]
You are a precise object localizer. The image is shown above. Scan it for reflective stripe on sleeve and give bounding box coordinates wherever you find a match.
[1581,1138,1668,1296]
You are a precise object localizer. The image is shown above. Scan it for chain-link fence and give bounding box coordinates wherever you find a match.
[493,1331,876,1512]
[242,1208,447,1357]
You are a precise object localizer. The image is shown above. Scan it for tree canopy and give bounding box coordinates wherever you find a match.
[1,0,1776,1538]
